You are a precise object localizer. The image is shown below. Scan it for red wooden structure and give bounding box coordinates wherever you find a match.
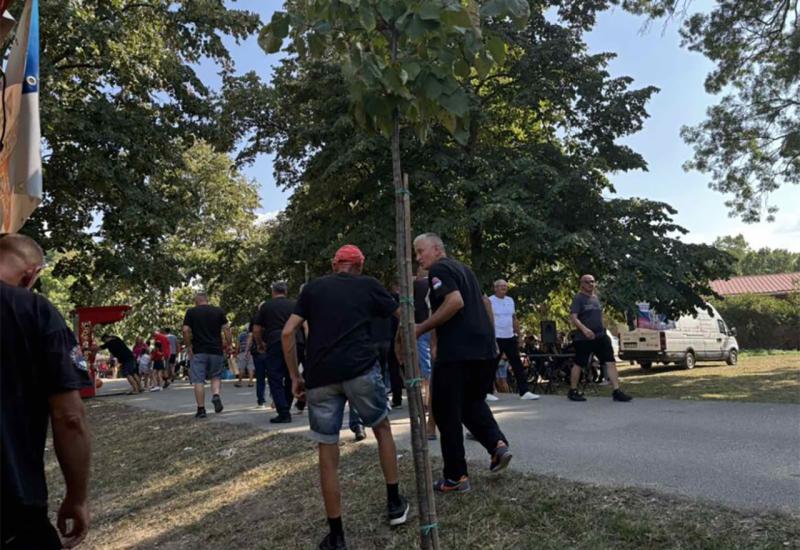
[75,305,131,398]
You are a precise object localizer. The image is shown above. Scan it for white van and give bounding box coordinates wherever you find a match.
[618,303,739,369]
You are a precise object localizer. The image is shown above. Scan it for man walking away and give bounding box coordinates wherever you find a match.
[568,274,632,403]
[234,325,255,388]
[281,245,409,550]
[253,281,299,424]
[414,233,512,493]
[183,292,232,418]
[1,234,92,549]
[489,279,540,400]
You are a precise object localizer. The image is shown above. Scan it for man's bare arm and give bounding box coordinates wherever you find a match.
[222,323,232,352]
[182,325,192,357]
[570,313,595,339]
[513,314,520,336]
[252,324,266,352]
[50,390,91,548]
[281,314,305,381]
[416,291,464,336]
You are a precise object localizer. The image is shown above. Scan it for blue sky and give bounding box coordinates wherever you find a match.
[204,1,800,252]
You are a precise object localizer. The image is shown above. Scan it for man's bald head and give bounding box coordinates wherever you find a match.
[194,292,209,305]
[0,234,45,288]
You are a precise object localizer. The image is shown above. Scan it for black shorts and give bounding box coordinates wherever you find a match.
[122,359,138,377]
[153,360,165,371]
[168,354,177,365]
[574,334,615,368]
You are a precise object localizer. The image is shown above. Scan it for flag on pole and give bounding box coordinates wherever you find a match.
[1,0,41,233]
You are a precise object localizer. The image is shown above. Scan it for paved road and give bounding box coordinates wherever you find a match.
[97,379,800,513]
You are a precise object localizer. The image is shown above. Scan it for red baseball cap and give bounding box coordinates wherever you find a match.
[333,244,365,265]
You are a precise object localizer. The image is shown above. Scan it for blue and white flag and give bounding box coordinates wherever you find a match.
[1,0,41,233]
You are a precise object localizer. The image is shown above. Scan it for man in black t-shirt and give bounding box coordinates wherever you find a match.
[281,245,409,550]
[98,334,140,394]
[414,233,512,493]
[253,281,299,423]
[568,274,632,402]
[0,234,92,549]
[183,292,232,418]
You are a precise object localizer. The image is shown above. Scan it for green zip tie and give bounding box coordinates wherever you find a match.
[395,188,412,196]
[398,296,415,306]
[405,377,423,387]
[420,522,439,535]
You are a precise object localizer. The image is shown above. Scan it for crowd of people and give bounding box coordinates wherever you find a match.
[1,231,632,550]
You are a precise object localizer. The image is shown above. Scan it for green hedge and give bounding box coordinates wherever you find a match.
[712,294,800,350]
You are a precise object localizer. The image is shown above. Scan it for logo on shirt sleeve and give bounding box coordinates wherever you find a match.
[71,346,89,372]
[431,277,443,290]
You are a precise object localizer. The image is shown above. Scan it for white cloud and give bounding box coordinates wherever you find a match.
[254,210,281,225]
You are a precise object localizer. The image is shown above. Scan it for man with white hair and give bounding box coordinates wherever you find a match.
[1,234,92,548]
[414,233,512,494]
[489,279,540,401]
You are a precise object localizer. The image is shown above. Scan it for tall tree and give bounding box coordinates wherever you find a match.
[258,4,732,322]
[621,0,799,222]
[26,0,270,300]
[713,234,800,275]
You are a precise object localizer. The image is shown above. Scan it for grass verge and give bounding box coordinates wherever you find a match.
[46,400,799,549]
[615,351,800,404]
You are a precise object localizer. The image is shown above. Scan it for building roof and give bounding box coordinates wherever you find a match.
[710,272,800,297]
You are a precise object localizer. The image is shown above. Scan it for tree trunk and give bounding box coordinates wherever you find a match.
[390,30,440,550]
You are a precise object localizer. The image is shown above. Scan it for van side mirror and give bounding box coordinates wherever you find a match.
[729,327,737,337]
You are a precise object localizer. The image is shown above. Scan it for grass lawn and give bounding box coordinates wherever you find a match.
[615,350,800,404]
[46,401,799,550]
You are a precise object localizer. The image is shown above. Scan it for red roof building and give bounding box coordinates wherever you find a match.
[710,273,800,297]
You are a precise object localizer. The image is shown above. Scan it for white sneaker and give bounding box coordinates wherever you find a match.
[520,391,540,400]
[485,394,500,402]
[149,386,161,392]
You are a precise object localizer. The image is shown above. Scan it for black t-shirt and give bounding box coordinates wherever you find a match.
[100,336,135,364]
[428,257,495,362]
[369,316,393,344]
[414,278,430,323]
[570,292,605,340]
[294,273,397,389]
[1,282,92,513]
[183,304,228,355]
[253,297,300,347]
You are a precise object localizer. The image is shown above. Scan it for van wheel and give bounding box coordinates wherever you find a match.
[683,351,696,370]
[639,361,652,370]
[726,349,738,366]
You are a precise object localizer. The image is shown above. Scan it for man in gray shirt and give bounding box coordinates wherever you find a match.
[568,274,632,402]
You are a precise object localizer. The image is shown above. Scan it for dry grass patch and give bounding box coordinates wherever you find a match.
[615,352,800,404]
[47,401,800,549]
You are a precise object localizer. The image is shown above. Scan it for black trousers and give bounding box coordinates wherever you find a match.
[496,337,529,395]
[387,343,404,405]
[432,359,508,480]
[2,505,61,550]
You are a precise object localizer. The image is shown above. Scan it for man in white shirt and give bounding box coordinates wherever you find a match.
[488,280,539,400]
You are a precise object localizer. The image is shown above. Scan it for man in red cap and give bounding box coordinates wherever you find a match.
[282,244,408,550]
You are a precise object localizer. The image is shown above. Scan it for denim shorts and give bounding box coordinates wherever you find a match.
[306,363,388,444]
[417,332,432,379]
[236,352,254,373]
[189,353,225,384]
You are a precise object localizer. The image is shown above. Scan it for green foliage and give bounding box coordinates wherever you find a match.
[261,0,529,145]
[713,234,800,275]
[712,293,800,350]
[256,3,733,319]
[620,0,799,222]
[25,0,269,303]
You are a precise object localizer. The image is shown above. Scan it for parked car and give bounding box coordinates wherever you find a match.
[618,303,739,370]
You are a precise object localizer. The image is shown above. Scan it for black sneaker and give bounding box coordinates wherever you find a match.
[613,389,633,402]
[489,445,512,473]
[387,495,409,526]
[269,414,292,424]
[318,532,347,550]
[162,381,170,389]
[212,394,223,413]
[567,389,586,402]
[391,399,403,409]
[353,426,366,442]
[195,408,207,419]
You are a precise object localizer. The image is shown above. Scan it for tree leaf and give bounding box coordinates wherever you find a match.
[487,35,506,65]
[453,59,470,78]
[358,4,376,31]
[418,2,441,22]
[402,61,421,82]
[439,89,469,117]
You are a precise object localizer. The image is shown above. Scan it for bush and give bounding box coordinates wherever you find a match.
[712,294,800,350]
